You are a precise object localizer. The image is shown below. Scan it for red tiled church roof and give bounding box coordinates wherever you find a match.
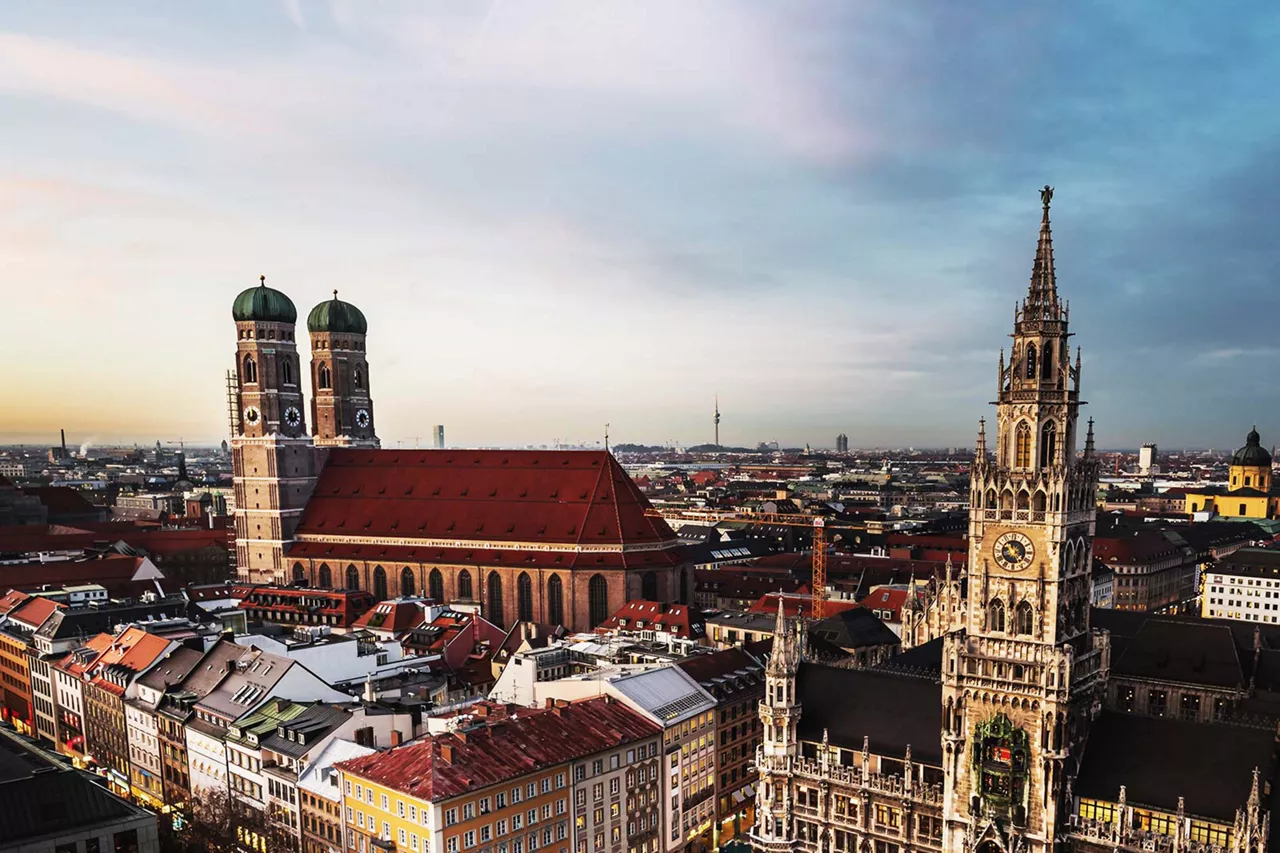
[293,450,677,551]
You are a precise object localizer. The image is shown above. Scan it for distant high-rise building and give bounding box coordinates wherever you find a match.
[1138,442,1158,476]
[714,395,721,447]
[432,425,445,449]
[836,433,849,453]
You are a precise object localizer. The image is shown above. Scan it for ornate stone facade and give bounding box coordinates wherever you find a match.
[748,190,1273,853]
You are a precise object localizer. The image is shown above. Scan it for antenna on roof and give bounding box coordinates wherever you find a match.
[605,423,610,453]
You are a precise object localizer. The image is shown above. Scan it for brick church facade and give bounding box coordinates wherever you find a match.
[227,283,688,633]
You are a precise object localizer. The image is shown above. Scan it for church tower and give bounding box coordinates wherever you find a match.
[752,603,803,853]
[941,188,1108,853]
[307,292,379,448]
[229,277,324,584]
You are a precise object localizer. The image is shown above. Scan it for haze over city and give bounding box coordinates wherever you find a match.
[3,2,1279,449]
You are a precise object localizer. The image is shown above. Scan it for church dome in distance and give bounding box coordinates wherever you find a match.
[232,276,298,324]
[307,291,368,335]
[1232,426,1272,467]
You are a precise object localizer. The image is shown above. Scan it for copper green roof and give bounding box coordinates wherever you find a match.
[307,291,368,334]
[232,277,297,324]
[1232,426,1272,468]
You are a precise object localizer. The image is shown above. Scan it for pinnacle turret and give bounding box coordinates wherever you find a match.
[1024,185,1061,320]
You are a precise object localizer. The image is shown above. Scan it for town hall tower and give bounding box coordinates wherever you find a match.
[940,188,1108,853]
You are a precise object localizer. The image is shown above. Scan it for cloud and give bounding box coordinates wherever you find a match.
[0,32,241,132]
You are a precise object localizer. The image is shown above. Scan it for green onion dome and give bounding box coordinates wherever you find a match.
[232,276,297,324]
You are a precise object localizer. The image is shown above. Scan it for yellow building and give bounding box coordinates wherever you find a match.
[1181,427,1280,519]
[335,699,661,853]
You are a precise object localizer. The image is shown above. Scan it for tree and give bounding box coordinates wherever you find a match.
[160,787,290,853]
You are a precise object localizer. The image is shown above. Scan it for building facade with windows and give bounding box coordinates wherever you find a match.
[336,699,659,853]
[1202,548,1280,624]
[747,189,1276,853]
[226,281,692,633]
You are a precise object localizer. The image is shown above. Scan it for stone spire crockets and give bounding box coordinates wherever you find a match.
[1024,185,1060,319]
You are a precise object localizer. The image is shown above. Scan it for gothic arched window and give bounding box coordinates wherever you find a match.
[318,363,331,390]
[282,358,294,385]
[547,575,564,626]
[1040,421,1057,468]
[353,365,364,389]
[400,567,415,598]
[517,572,534,622]
[641,572,658,601]
[458,570,473,600]
[1042,344,1053,380]
[1033,491,1047,513]
[292,563,306,584]
[318,564,332,588]
[429,568,444,602]
[1014,601,1034,635]
[487,572,504,627]
[372,566,388,601]
[1015,422,1032,468]
[988,599,1006,633]
[985,489,998,509]
[1025,345,1037,379]
[243,354,258,384]
[589,574,609,628]
[345,565,360,591]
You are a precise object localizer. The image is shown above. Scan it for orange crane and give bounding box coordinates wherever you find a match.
[645,508,830,619]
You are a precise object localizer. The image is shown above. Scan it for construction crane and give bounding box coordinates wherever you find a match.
[645,508,830,619]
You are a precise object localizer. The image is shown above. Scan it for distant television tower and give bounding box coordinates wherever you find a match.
[714,395,721,447]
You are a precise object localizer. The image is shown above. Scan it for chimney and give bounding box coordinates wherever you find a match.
[390,729,404,747]
[61,429,66,453]
[440,743,454,763]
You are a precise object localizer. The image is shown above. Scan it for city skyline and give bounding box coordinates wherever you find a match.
[3,2,1280,448]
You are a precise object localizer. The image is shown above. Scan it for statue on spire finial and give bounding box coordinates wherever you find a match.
[260,274,266,285]
[333,289,339,300]
[1041,185,1054,211]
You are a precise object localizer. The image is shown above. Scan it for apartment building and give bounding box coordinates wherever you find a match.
[336,699,660,853]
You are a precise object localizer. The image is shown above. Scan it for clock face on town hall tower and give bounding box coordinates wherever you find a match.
[992,531,1035,572]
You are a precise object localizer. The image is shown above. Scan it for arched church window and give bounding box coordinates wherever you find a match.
[317,363,331,390]
[986,489,997,509]
[458,570,473,600]
[487,572,504,627]
[282,358,293,385]
[1014,601,1034,635]
[372,566,388,600]
[1025,345,1037,379]
[401,567,415,597]
[345,565,360,591]
[517,572,534,622]
[547,575,564,626]
[292,563,306,584]
[988,599,1006,633]
[1040,421,1057,467]
[243,355,258,384]
[589,574,609,628]
[1015,422,1032,468]
[318,564,332,588]
[1042,343,1053,380]
[1016,490,1030,511]
[429,568,444,602]
[1032,491,1046,512]
[353,365,364,389]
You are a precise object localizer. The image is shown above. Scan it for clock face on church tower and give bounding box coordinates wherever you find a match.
[355,409,371,429]
[284,407,302,428]
[993,531,1035,572]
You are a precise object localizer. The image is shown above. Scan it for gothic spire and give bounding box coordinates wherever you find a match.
[975,418,987,459]
[1025,185,1060,319]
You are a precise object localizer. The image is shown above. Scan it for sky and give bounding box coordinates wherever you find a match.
[2,1,1279,452]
